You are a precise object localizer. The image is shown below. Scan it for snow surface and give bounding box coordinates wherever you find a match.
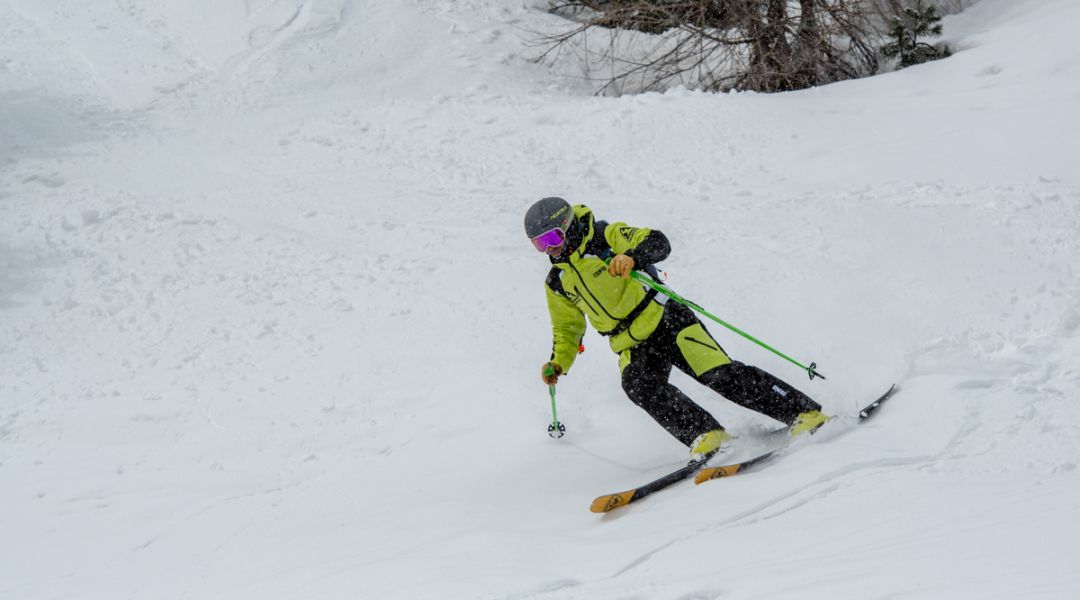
[2,0,1079,598]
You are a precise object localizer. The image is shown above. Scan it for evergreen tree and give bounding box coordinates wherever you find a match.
[881,1,952,68]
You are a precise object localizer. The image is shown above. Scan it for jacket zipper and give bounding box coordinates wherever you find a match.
[574,287,600,316]
[567,260,620,321]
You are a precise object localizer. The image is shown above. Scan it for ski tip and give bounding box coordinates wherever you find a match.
[858,383,900,420]
[590,491,636,513]
[694,464,741,484]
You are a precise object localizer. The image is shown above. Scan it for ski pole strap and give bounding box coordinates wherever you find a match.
[629,270,827,381]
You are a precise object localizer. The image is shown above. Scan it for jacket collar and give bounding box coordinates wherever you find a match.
[550,206,595,264]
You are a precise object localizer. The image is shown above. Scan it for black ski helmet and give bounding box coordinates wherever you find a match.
[524,196,573,239]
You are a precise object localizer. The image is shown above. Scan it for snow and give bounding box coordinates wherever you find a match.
[1,0,1078,598]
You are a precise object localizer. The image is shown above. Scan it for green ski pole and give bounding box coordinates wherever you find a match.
[544,365,566,438]
[629,269,826,381]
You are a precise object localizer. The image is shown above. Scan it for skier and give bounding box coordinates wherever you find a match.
[525,196,828,460]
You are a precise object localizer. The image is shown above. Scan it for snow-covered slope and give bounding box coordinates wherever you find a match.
[2,0,1078,598]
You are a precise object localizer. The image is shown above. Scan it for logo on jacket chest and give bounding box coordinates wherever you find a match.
[592,266,606,278]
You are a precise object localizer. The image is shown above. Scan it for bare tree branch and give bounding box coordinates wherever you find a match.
[534,0,951,94]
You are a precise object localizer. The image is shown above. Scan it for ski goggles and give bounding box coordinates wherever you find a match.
[530,227,567,253]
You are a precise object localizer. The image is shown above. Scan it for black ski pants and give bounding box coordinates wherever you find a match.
[620,301,821,447]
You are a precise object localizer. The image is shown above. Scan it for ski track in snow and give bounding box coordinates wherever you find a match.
[2,0,1080,599]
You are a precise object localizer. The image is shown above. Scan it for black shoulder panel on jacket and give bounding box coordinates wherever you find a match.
[585,219,613,258]
[624,229,670,268]
[545,267,566,297]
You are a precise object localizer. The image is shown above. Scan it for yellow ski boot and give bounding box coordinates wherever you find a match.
[689,429,730,462]
[791,410,831,436]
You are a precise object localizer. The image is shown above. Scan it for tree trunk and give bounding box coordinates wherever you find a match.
[792,0,823,87]
[747,0,796,92]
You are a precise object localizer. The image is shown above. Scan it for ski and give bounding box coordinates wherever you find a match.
[694,384,898,485]
[692,450,779,484]
[588,384,898,512]
[589,450,719,513]
[858,383,897,420]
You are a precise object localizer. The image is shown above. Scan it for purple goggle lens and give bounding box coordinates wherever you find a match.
[530,227,567,252]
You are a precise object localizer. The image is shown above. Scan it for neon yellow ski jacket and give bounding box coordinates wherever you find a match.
[545,205,666,372]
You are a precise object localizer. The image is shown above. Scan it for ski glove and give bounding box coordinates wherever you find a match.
[541,362,563,385]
